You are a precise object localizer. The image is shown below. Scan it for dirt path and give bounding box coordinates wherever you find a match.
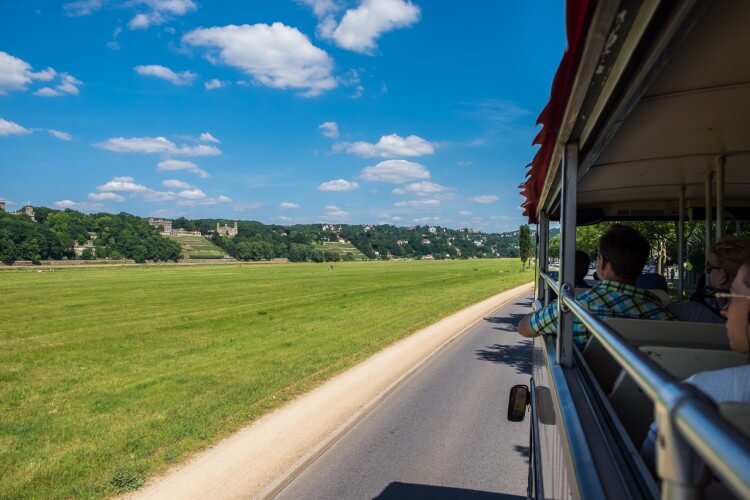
[123,282,534,500]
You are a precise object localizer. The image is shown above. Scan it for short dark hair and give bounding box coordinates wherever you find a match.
[575,250,590,283]
[598,224,649,280]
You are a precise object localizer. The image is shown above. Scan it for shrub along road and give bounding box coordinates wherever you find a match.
[0,259,532,498]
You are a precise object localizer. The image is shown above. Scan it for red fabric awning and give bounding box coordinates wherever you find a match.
[520,0,594,224]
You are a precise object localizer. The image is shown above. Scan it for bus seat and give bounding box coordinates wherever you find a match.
[608,347,747,444]
[638,346,746,380]
[637,273,669,293]
[720,403,750,437]
[649,289,670,306]
[582,319,729,393]
[607,374,652,444]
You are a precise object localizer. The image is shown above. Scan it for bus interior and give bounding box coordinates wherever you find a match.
[514,0,750,498]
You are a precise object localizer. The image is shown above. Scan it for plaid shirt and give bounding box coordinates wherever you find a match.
[529,280,675,348]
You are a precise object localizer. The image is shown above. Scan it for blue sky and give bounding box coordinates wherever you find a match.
[0,0,565,232]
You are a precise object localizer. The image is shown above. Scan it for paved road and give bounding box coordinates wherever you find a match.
[275,294,533,500]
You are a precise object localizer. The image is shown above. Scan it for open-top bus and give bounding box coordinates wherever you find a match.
[508,0,750,498]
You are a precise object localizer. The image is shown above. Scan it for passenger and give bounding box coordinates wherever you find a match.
[667,237,750,323]
[641,256,750,467]
[518,225,673,349]
[575,250,591,289]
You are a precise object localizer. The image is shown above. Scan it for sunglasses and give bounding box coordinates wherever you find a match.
[714,292,750,311]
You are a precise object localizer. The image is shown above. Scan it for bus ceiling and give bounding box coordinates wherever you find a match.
[521,0,750,224]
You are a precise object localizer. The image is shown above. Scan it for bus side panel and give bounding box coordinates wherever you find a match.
[532,336,573,499]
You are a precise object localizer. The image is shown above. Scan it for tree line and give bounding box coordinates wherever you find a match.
[0,207,530,264]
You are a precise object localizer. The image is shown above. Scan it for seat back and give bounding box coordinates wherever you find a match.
[583,319,729,393]
[639,346,746,380]
[609,347,747,444]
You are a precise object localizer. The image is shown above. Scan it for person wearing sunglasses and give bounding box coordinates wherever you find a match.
[667,237,750,323]
[642,257,750,469]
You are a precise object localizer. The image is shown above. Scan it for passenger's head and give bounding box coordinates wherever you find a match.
[596,224,649,283]
[707,237,750,290]
[575,250,590,283]
[721,258,750,354]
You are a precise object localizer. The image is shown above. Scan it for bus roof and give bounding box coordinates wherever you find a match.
[521,0,750,223]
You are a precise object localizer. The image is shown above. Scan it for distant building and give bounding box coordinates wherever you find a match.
[23,204,35,220]
[321,223,340,233]
[148,217,173,233]
[421,237,431,245]
[169,228,202,237]
[0,200,5,211]
[428,226,437,234]
[216,221,238,237]
[73,233,97,257]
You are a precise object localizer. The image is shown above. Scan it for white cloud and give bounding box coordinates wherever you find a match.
[413,216,439,223]
[178,188,207,200]
[36,74,83,97]
[182,23,337,96]
[319,204,350,222]
[142,190,176,201]
[34,87,61,97]
[88,192,125,202]
[360,159,429,184]
[0,118,32,137]
[128,0,197,30]
[394,199,439,208]
[280,202,301,210]
[327,0,420,54]
[233,201,263,211]
[98,176,149,193]
[459,210,472,216]
[216,195,232,203]
[199,132,220,143]
[334,134,434,158]
[204,78,225,90]
[54,200,83,209]
[469,195,499,204]
[162,179,191,189]
[97,136,221,157]
[157,159,210,178]
[0,51,68,95]
[135,65,197,86]
[318,179,359,191]
[391,181,447,196]
[63,0,102,16]
[48,129,73,141]
[319,121,339,139]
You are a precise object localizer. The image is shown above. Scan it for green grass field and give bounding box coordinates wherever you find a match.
[166,235,226,259]
[0,260,532,498]
[313,241,368,260]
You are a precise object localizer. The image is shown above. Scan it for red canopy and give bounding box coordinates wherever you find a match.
[520,0,593,223]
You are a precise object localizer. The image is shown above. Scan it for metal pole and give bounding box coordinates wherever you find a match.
[715,155,725,242]
[557,142,578,368]
[538,212,550,306]
[678,185,685,300]
[704,170,713,285]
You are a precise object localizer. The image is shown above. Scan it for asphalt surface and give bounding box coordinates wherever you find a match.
[275,293,533,500]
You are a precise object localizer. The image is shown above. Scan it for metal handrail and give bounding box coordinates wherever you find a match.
[559,288,750,497]
[540,271,560,295]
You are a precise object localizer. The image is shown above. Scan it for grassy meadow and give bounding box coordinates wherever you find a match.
[0,259,532,498]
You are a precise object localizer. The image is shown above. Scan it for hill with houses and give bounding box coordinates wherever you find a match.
[0,204,537,264]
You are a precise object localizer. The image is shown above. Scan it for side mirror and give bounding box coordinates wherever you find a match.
[507,384,530,422]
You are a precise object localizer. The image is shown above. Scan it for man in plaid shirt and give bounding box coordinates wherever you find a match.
[518,225,674,349]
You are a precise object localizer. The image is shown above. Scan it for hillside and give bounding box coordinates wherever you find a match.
[166,235,226,259]
[0,206,536,265]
